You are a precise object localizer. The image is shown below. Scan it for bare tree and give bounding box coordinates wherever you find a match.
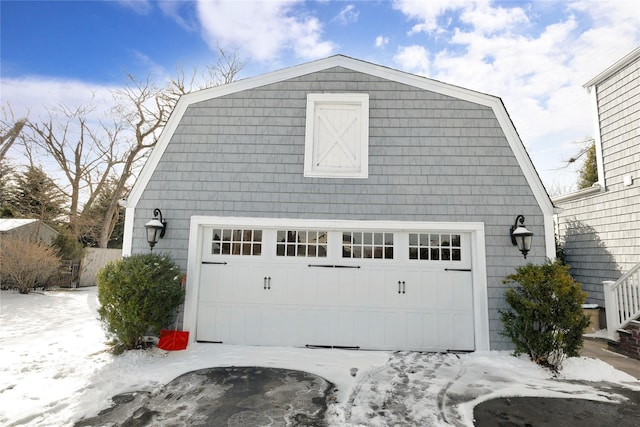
[77,177,126,247]
[100,75,172,247]
[1,105,27,163]
[205,45,247,85]
[564,138,595,167]
[19,49,246,247]
[164,46,246,107]
[25,104,124,239]
[98,48,246,247]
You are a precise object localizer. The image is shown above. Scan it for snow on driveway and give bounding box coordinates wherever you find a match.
[1,287,639,426]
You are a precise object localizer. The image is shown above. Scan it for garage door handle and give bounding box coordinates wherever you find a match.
[264,277,271,290]
[202,261,228,265]
[444,268,471,272]
[398,281,406,294]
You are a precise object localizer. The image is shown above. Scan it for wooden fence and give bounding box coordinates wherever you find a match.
[79,248,122,287]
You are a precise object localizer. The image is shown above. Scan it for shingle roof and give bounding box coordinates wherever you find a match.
[0,218,38,232]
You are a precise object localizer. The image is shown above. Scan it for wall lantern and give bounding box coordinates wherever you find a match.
[144,208,167,251]
[510,215,533,259]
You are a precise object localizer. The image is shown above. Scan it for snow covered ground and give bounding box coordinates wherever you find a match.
[1,287,639,426]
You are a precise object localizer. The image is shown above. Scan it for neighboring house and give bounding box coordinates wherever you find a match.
[0,218,59,245]
[123,55,555,352]
[554,47,640,307]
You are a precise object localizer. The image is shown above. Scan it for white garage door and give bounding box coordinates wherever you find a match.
[194,221,476,352]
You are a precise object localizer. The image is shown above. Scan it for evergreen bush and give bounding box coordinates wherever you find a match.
[97,253,185,353]
[52,231,84,260]
[500,260,590,370]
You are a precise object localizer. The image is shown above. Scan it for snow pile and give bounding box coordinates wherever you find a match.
[562,355,638,383]
[1,288,638,426]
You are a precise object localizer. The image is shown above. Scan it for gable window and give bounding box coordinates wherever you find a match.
[304,93,369,178]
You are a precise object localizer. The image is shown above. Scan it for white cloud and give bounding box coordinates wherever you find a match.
[566,1,640,69]
[392,0,530,36]
[156,0,199,32]
[375,35,390,49]
[0,77,123,174]
[118,0,198,32]
[569,0,640,27]
[459,2,530,34]
[129,50,174,84]
[1,77,119,124]
[394,45,430,76]
[117,0,153,15]
[392,0,472,34]
[333,4,359,25]
[393,0,640,192]
[195,0,335,62]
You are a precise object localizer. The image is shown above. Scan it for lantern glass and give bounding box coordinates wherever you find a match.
[511,224,533,258]
[145,218,165,248]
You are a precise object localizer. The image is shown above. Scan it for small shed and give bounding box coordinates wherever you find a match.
[0,219,59,245]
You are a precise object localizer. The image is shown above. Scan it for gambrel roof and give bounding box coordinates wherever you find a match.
[126,55,553,218]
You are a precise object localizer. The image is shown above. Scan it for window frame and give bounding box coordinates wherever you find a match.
[408,232,462,262]
[341,231,394,260]
[210,228,263,256]
[304,93,369,179]
[276,230,328,258]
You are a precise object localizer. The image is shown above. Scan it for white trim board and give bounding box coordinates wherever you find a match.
[583,47,640,89]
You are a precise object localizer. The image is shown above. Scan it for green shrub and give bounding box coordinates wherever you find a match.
[500,260,590,370]
[97,253,185,353]
[52,231,84,260]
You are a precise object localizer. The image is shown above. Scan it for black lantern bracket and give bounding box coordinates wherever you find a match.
[510,214,533,259]
[144,208,167,250]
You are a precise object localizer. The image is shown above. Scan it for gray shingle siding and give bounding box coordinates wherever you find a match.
[556,188,640,305]
[133,67,547,350]
[556,54,640,306]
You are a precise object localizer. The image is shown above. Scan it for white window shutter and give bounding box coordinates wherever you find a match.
[304,94,369,178]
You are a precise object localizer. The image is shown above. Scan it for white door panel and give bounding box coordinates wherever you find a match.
[196,225,476,351]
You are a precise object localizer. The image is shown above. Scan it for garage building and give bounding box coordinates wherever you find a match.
[123,56,554,351]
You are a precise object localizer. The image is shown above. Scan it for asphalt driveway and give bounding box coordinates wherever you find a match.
[75,366,333,426]
[75,349,640,426]
[474,389,640,427]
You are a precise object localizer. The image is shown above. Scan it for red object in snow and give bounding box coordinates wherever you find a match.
[158,329,190,351]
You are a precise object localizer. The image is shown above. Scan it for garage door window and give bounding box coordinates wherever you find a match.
[276,230,328,257]
[342,232,394,259]
[409,233,461,261]
[211,229,262,256]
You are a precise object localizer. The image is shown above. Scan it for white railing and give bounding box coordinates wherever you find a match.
[604,263,640,340]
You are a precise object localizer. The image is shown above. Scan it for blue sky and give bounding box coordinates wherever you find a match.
[2,0,639,193]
